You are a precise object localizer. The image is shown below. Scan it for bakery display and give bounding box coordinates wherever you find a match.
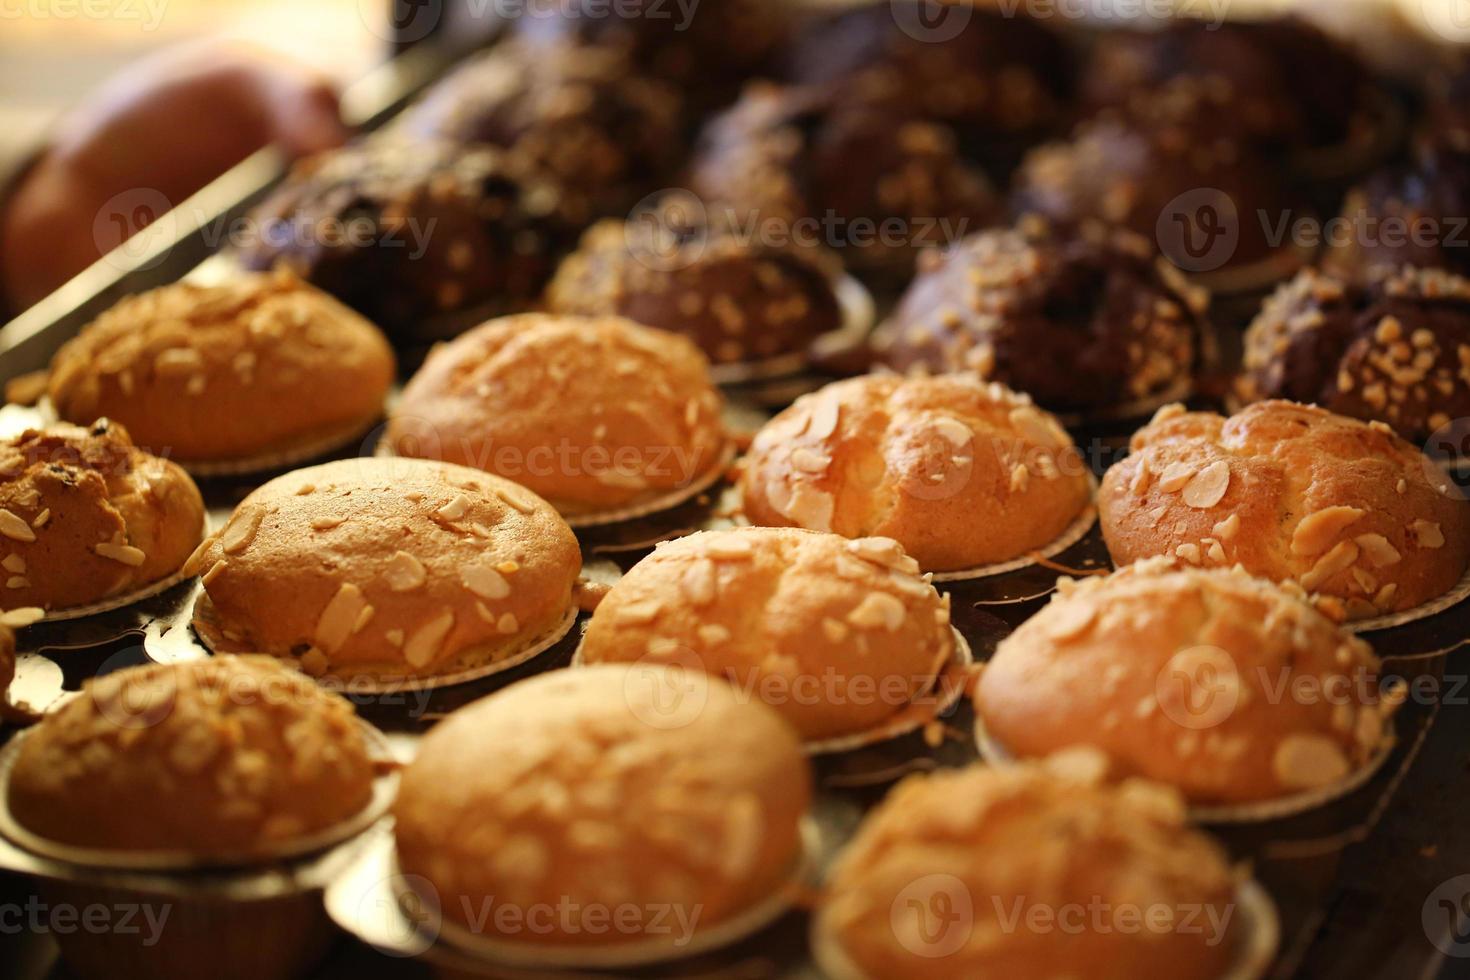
[6,656,374,857]
[579,527,953,741]
[544,202,845,368]
[394,40,681,224]
[977,560,1400,806]
[741,374,1092,572]
[185,458,581,681]
[875,221,1208,414]
[814,757,1242,980]
[234,139,576,345]
[393,664,811,952]
[48,270,394,466]
[386,314,728,520]
[1100,401,1470,619]
[782,0,1073,176]
[0,421,204,614]
[1237,265,1470,443]
[689,83,1000,279]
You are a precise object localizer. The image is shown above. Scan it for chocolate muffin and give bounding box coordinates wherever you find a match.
[1237,265,1470,444]
[1080,16,1376,153]
[782,0,1073,176]
[545,199,844,367]
[393,40,682,224]
[690,84,999,280]
[234,139,576,346]
[875,221,1209,414]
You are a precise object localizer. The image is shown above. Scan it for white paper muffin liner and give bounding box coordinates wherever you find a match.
[1345,563,1470,634]
[708,274,875,386]
[189,596,578,694]
[324,817,821,971]
[810,875,1280,980]
[176,413,383,478]
[928,502,1099,583]
[0,719,397,871]
[973,713,1399,824]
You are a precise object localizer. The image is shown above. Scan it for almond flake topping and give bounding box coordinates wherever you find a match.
[315,583,368,653]
[0,509,36,543]
[1410,520,1445,549]
[462,563,511,600]
[806,397,841,440]
[404,611,455,668]
[704,535,754,559]
[1354,534,1402,567]
[95,542,146,566]
[847,592,906,632]
[436,494,471,521]
[221,506,264,554]
[1181,461,1230,509]
[385,551,428,591]
[1157,462,1196,493]
[1291,507,1365,556]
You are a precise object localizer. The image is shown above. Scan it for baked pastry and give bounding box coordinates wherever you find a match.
[977,560,1400,805]
[185,458,581,681]
[0,608,42,718]
[544,203,844,367]
[48,270,395,465]
[875,221,1208,414]
[7,657,374,857]
[1080,16,1376,153]
[387,314,727,518]
[1100,401,1470,619]
[690,83,999,279]
[235,139,576,345]
[783,0,1073,175]
[394,40,682,224]
[741,374,1092,572]
[1237,265,1470,443]
[394,664,811,949]
[579,527,953,740]
[0,421,204,613]
[816,757,1240,980]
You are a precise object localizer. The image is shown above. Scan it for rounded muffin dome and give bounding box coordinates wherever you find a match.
[393,664,811,948]
[742,374,1092,572]
[7,657,375,858]
[977,560,1400,805]
[48,270,394,464]
[580,527,953,740]
[187,458,581,681]
[387,314,727,517]
[816,758,1241,980]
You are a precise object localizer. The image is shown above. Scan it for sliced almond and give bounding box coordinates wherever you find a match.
[496,613,518,635]
[385,550,428,591]
[1157,461,1196,493]
[681,558,717,606]
[1300,540,1360,592]
[1212,513,1240,541]
[1271,733,1350,790]
[220,506,265,554]
[1291,507,1365,557]
[1,555,24,574]
[705,535,754,560]
[404,611,455,668]
[462,564,511,600]
[806,396,840,440]
[436,494,471,522]
[496,486,538,515]
[0,508,36,543]
[95,542,146,566]
[931,416,974,448]
[1354,533,1401,567]
[1181,461,1230,509]
[847,592,906,632]
[616,600,662,625]
[1410,520,1445,549]
[201,560,228,586]
[789,448,830,473]
[315,583,367,653]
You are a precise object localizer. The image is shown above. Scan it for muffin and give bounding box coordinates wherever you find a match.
[0,421,204,614]
[7,657,374,857]
[0,608,42,717]
[1100,401,1470,619]
[741,374,1092,572]
[48,270,394,466]
[875,222,1209,414]
[394,664,811,953]
[977,560,1400,805]
[579,527,954,741]
[815,758,1241,980]
[783,0,1073,175]
[394,40,682,224]
[387,314,728,519]
[1237,265,1470,444]
[690,83,999,280]
[544,202,845,368]
[185,458,581,681]
[235,139,576,345]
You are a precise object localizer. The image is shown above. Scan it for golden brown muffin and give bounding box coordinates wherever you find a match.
[742,374,1092,572]
[0,609,43,721]
[816,757,1241,980]
[186,458,581,681]
[48,270,395,465]
[579,527,953,740]
[0,421,204,613]
[7,657,374,857]
[387,314,727,518]
[977,560,1400,805]
[1100,401,1470,619]
[394,664,811,949]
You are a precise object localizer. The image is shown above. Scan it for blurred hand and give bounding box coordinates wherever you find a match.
[0,39,348,311]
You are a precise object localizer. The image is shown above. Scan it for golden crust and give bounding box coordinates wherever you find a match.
[393,664,811,946]
[580,527,954,740]
[819,758,1239,980]
[48,270,395,463]
[977,559,1399,804]
[8,657,374,857]
[0,421,204,612]
[1099,400,1470,618]
[388,314,726,515]
[741,374,1093,571]
[188,458,581,679]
